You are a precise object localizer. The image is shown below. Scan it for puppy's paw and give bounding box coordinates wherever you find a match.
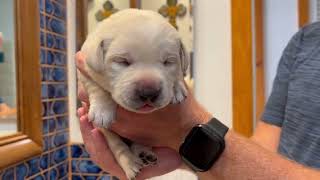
[131,143,158,167]
[88,104,115,128]
[171,81,188,104]
[118,149,144,180]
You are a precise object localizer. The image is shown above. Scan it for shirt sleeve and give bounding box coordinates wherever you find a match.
[261,29,304,127]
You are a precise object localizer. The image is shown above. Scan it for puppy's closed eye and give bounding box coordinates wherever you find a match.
[163,57,177,66]
[113,57,131,67]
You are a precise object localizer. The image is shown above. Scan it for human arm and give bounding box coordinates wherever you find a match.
[251,121,281,152]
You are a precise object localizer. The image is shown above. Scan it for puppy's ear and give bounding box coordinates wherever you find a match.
[179,40,190,77]
[86,38,112,72]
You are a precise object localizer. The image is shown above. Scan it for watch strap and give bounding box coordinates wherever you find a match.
[204,118,229,139]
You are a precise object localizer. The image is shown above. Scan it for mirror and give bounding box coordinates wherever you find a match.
[0,0,18,136]
[0,0,42,169]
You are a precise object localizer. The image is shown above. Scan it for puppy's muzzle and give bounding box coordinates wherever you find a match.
[135,79,162,103]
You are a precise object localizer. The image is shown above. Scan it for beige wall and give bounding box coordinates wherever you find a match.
[87,0,130,34]
[193,0,232,127]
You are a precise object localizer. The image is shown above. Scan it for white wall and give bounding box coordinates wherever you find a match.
[193,0,232,127]
[68,0,80,142]
[264,0,299,98]
[310,0,318,22]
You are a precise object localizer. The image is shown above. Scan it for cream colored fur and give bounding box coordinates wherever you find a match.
[79,9,189,179]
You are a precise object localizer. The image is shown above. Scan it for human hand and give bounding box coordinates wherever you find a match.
[77,103,182,180]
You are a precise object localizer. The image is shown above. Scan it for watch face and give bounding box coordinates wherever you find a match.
[180,126,224,171]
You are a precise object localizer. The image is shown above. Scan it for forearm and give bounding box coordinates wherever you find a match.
[197,130,320,180]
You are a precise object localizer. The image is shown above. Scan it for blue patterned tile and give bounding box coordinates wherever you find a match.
[54,84,68,98]
[16,163,28,180]
[44,171,48,179]
[45,0,54,14]
[40,31,45,46]
[2,168,14,180]
[49,168,58,180]
[54,0,65,5]
[41,67,53,81]
[27,157,41,177]
[47,50,55,64]
[42,102,48,116]
[52,68,66,81]
[40,154,49,170]
[57,162,68,178]
[46,33,55,48]
[55,36,66,50]
[73,160,102,174]
[56,116,68,131]
[30,174,45,180]
[46,33,66,50]
[60,176,69,180]
[43,136,50,151]
[48,118,56,133]
[47,102,54,115]
[46,50,66,65]
[71,144,89,158]
[84,176,98,180]
[50,146,68,165]
[71,160,77,173]
[46,16,66,35]
[52,100,67,114]
[41,84,48,99]
[52,1,66,19]
[47,84,55,98]
[53,132,68,148]
[40,48,46,64]
[40,14,45,29]
[39,0,45,12]
[43,119,49,135]
[100,175,112,180]
[55,52,66,65]
[72,175,82,180]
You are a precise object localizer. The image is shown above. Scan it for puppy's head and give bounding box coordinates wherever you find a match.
[82,9,189,113]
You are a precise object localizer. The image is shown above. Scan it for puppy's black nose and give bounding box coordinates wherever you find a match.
[137,88,161,103]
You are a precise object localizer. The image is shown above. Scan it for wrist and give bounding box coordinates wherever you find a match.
[171,101,212,151]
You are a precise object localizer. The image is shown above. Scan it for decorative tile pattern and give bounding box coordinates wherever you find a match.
[1,1,118,179]
[0,1,69,179]
[71,144,117,180]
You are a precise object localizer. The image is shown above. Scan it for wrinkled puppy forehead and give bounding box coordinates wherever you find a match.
[104,11,181,59]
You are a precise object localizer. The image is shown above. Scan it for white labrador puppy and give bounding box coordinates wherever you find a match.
[79,9,189,179]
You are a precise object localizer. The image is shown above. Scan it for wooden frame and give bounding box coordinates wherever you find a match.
[231,0,254,137]
[0,0,42,169]
[254,0,266,126]
[298,0,310,28]
[231,0,266,137]
[76,0,88,51]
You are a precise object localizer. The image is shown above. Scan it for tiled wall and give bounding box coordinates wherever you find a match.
[70,144,118,180]
[0,1,119,179]
[0,0,69,179]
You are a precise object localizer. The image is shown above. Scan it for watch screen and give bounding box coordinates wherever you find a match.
[180,127,222,171]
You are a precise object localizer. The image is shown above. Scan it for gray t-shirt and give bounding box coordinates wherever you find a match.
[262,22,320,169]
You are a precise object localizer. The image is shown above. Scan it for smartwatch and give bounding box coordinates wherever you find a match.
[179,118,229,172]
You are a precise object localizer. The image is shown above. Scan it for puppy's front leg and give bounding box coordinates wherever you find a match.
[99,129,144,180]
[81,75,116,128]
[172,80,188,104]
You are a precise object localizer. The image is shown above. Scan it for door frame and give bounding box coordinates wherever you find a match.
[231,0,265,137]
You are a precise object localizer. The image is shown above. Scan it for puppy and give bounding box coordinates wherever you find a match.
[79,9,189,179]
